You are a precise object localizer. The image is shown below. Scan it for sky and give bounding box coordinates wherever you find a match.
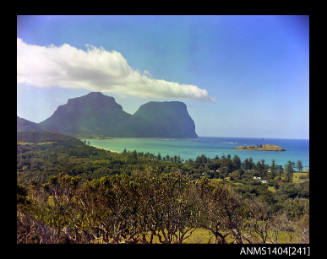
[17,15,309,139]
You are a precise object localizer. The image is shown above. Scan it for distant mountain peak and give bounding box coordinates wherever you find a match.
[87,91,104,96]
[68,91,115,103]
[83,92,111,100]
[39,93,131,136]
[37,92,198,138]
[124,101,197,138]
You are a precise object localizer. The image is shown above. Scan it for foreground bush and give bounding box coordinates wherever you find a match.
[17,172,308,244]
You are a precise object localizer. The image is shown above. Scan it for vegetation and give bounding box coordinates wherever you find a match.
[235,144,285,151]
[17,116,43,132]
[17,131,309,244]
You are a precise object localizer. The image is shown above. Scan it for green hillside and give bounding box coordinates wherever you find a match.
[17,116,43,132]
[17,131,308,244]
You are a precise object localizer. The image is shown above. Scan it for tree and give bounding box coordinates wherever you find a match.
[256,161,263,176]
[133,150,138,157]
[284,161,294,182]
[150,172,200,244]
[248,157,255,170]
[261,159,267,177]
[261,159,265,168]
[242,158,249,170]
[277,165,284,177]
[196,180,248,244]
[232,155,241,171]
[270,159,276,179]
[195,180,230,244]
[297,160,303,172]
[268,213,289,244]
[246,199,272,244]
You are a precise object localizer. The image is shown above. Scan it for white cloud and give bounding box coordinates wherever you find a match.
[17,38,215,102]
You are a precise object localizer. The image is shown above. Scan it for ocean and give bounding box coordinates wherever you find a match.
[82,137,309,169]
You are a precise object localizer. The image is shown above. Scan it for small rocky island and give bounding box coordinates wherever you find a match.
[235,144,285,151]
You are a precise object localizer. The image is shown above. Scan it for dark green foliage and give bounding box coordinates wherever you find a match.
[232,155,241,171]
[297,160,303,172]
[283,198,309,220]
[17,131,309,244]
[285,161,295,182]
[235,183,268,199]
[270,159,276,179]
[17,131,83,146]
[276,182,309,200]
[230,169,244,180]
[17,184,29,205]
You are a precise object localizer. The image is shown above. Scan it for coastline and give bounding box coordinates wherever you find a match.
[235,144,285,152]
[86,143,120,154]
[82,137,309,169]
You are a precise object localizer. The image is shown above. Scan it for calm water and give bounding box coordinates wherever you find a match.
[83,137,309,169]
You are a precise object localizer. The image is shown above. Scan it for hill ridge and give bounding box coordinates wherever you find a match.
[29,92,197,138]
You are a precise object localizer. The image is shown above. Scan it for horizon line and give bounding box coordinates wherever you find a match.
[198,136,309,140]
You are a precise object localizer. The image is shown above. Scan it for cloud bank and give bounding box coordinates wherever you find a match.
[17,38,214,102]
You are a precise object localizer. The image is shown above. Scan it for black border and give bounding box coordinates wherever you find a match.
[14,8,314,256]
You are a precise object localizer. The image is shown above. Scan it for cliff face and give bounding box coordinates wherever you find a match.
[118,101,198,138]
[37,92,198,138]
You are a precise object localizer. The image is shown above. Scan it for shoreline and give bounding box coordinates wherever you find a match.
[235,144,285,152]
[86,144,120,154]
[83,139,308,169]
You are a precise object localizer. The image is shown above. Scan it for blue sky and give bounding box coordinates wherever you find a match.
[17,15,309,139]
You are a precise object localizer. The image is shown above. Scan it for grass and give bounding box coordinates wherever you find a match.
[142,229,215,244]
[183,228,216,244]
[231,182,244,186]
[292,172,309,183]
[91,228,301,244]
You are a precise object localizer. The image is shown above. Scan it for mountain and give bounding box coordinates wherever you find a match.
[17,116,43,132]
[39,92,131,136]
[118,101,198,138]
[38,92,198,138]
